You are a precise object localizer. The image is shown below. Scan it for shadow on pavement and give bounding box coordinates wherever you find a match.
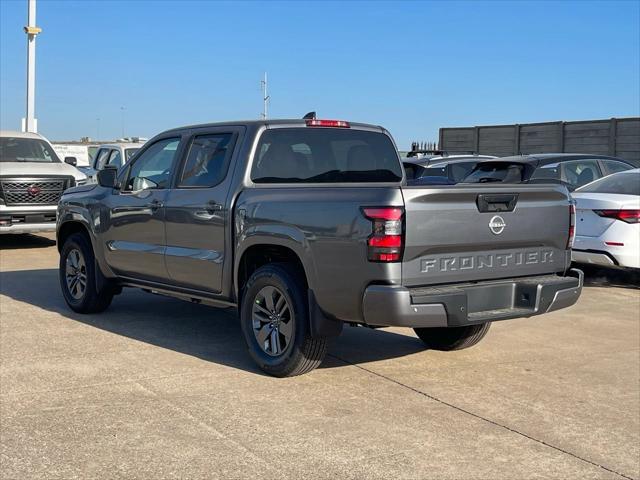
[0,268,426,375]
[579,264,639,290]
[0,234,57,250]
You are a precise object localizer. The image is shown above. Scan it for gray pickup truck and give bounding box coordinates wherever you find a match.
[57,118,583,376]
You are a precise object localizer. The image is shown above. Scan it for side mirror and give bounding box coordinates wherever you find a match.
[97,168,118,189]
[64,156,78,166]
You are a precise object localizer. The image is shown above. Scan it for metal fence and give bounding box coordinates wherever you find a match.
[439,117,640,165]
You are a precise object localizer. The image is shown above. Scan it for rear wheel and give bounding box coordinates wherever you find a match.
[240,263,327,377]
[414,323,491,351]
[59,232,114,313]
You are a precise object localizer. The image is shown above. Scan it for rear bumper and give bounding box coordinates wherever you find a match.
[362,269,583,328]
[571,249,618,267]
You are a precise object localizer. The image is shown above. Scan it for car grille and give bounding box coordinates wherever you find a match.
[0,177,73,206]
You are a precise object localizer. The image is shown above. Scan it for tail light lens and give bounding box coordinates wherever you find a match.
[567,203,576,249]
[594,209,640,224]
[362,207,404,262]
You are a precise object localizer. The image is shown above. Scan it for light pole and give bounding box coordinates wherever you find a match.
[23,0,41,132]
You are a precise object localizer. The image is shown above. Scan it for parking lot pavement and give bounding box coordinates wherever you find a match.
[1,233,638,480]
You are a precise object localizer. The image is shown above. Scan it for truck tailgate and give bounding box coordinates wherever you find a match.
[401,184,571,287]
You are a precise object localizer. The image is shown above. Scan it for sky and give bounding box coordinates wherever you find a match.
[0,0,639,149]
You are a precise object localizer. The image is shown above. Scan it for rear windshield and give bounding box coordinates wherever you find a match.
[462,162,525,184]
[0,137,60,163]
[577,171,640,196]
[251,128,402,183]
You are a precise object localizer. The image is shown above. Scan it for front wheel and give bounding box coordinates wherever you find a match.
[414,323,491,351]
[59,232,114,313]
[240,263,328,377]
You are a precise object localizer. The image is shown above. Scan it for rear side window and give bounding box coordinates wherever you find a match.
[251,128,402,183]
[577,171,640,195]
[125,148,139,162]
[601,159,631,175]
[179,133,235,188]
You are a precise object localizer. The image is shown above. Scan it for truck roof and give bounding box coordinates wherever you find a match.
[163,119,386,134]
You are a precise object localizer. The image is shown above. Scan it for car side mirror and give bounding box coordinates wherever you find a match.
[64,156,78,166]
[97,168,118,189]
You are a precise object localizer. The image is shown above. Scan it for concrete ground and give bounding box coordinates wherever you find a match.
[1,233,638,480]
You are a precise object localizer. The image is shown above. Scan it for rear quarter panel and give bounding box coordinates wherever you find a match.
[235,187,403,322]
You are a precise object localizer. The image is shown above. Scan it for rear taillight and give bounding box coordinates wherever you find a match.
[567,203,576,249]
[305,119,350,128]
[362,207,404,262]
[594,209,640,224]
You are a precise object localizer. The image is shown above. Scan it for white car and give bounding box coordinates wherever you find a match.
[571,169,639,269]
[0,131,86,234]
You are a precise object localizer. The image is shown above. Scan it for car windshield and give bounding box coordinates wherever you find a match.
[423,161,478,182]
[576,171,640,196]
[125,148,139,161]
[462,162,525,184]
[0,137,60,163]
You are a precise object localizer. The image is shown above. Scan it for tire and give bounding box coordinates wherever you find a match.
[414,322,491,351]
[240,263,328,377]
[59,232,114,313]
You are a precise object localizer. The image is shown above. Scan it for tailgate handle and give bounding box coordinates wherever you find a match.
[476,194,518,213]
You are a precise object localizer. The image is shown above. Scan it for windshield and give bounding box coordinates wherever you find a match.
[462,162,525,184]
[125,148,139,161]
[0,137,60,163]
[423,161,478,182]
[577,171,640,196]
[251,128,403,183]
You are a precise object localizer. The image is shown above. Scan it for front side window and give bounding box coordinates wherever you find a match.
[0,137,60,163]
[94,149,110,169]
[251,128,402,183]
[124,138,180,191]
[107,149,122,169]
[561,160,601,188]
[179,133,234,187]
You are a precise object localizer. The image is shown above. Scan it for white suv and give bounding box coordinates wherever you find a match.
[0,131,86,234]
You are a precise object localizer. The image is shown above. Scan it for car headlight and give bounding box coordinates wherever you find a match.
[76,178,88,186]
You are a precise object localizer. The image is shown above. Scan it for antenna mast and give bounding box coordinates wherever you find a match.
[260,72,270,119]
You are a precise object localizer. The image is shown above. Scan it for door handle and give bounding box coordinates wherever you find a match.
[205,201,223,214]
[194,201,222,220]
[147,200,164,211]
